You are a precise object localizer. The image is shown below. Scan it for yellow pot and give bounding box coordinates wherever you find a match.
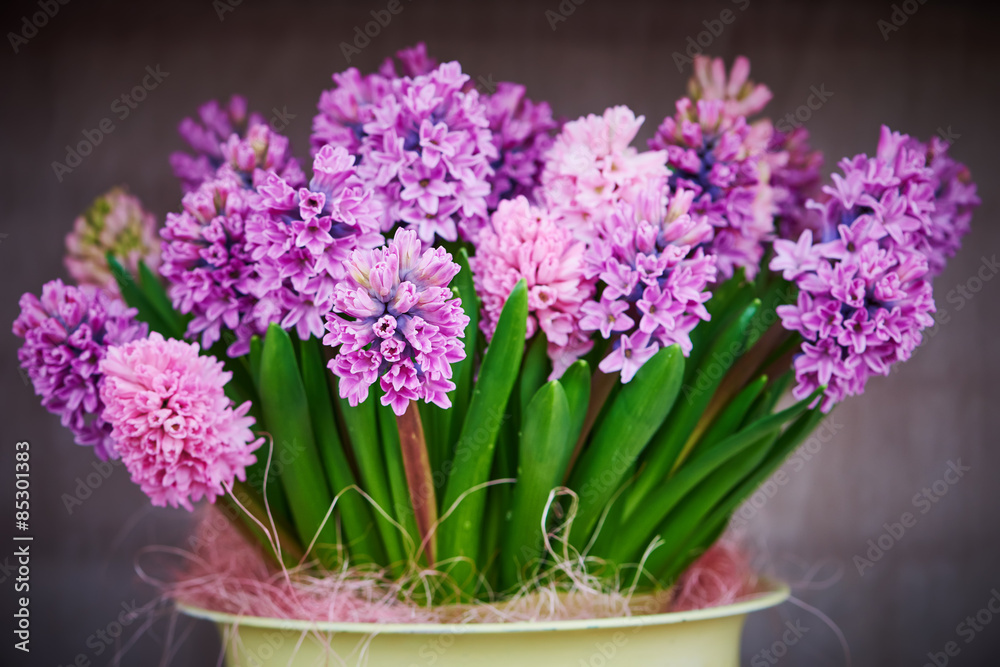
[178,581,788,666]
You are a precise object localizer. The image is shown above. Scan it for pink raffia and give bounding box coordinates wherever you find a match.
[669,540,758,612]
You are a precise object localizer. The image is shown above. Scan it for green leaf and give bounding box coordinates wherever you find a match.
[605,389,819,566]
[686,374,768,464]
[437,279,527,599]
[559,360,591,451]
[444,249,480,460]
[258,324,340,569]
[626,299,761,514]
[249,335,263,389]
[519,333,551,416]
[335,393,407,575]
[376,397,423,564]
[136,259,186,338]
[566,345,684,552]
[107,253,173,337]
[500,380,572,590]
[299,337,386,566]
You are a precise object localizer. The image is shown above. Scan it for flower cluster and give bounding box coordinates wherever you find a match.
[905,135,980,276]
[64,187,161,294]
[688,55,772,118]
[311,43,438,156]
[170,95,265,192]
[99,333,261,510]
[243,145,385,341]
[581,184,717,381]
[472,196,593,378]
[220,122,306,191]
[319,61,496,243]
[159,169,262,355]
[481,82,559,209]
[540,106,668,242]
[649,97,775,280]
[771,126,940,410]
[324,228,469,415]
[13,280,147,459]
[767,127,824,242]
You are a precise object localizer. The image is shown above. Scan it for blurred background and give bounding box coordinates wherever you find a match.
[1,0,998,664]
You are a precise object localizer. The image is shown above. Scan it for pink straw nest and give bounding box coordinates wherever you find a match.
[158,506,761,625]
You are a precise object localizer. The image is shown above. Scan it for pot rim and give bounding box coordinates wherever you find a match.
[176,578,789,635]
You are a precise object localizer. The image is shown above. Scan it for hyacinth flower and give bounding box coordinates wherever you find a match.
[244,145,385,341]
[540,106,668,244]
[688,55,773,119]
[649,97,775,280]
[159,169,263,356]
[471,195,594,378]
[219,121,306,190]
[311,43,438,156]
[771,126,943,411]
[904,135,981,276]
[581,183,717,382]
[64,187,161,294]
[324,227,468,415]
[13,279,148,460]
[481,81,559,209]
[170,95,266,192]
[99,333,262,510]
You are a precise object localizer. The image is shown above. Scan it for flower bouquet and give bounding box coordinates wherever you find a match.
[16,45,979,665]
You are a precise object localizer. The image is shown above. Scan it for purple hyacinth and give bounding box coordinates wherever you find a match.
[323,228,469,415]
[244,145,385,341]
[219,122,306,191]
[160,169,263,356]
[314,60,497,243]
[904,135,981,276]
[311,43,438,157]
[580,183,717,382]
[649,97,775,280]
[170,95,263,192]
[481,81,559,209]
[13,280,147,459]
[767,127,824,242]
[771,126,943,411]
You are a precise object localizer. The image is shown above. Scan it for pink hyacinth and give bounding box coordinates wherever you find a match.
[244,145,385,341]
[688,55,773,119]
[99,333,262,510]
[13,280,147,459]
[219,122,306,191]
[581,183,717,382]
[649,96,775,280]
[64,187,161,294]
[771,126,945,411]
[471,196,594,378]
[171,95,264,193]
[323,228,469,415]
[540,106,668,243]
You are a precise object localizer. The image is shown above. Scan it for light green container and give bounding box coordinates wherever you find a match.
[178,581,787,666]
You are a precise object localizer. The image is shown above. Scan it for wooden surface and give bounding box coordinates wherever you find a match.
[1,0,998,664]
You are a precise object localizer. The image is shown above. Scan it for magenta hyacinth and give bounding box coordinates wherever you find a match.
[905,135,981,276]
[99,333,262,510]
[324,228,469,415]
[540,106,669,243]
[171,95,265,193]
[160,169,263,356]
[244,145,385,341]
[481,81,559,209]
[771,126,943,411]
[767,127,824,242]
[472,196,594,378]
[13,280,148,459]
[219,122,306,191]
[581,184,717,382]
[649,97,775,280]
